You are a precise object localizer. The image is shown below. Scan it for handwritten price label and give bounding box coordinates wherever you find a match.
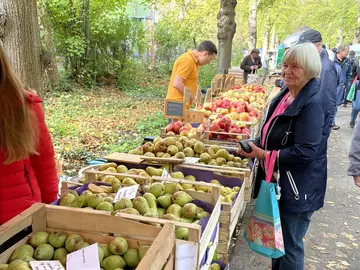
[175,242,198,270]
[30,261,65,270]
[66,243,100,270]
[113,185,139,203]
[184,157,200,164]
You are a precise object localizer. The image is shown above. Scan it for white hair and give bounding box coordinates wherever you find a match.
[282,43,321,78]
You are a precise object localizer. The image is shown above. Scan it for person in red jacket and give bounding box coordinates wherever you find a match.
[0,44,58,224]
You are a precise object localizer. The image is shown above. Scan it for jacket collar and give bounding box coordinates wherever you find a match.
[268,78,319,117]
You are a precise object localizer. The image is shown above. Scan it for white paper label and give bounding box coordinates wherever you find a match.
[66,243,100,270]
[161,168,171,178]
[184,157,200,164]
[113,184,139,203]
[175,242,198,270]
[30,261,65,270]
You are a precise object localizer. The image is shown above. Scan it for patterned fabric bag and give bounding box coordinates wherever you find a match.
[243,151,285,258]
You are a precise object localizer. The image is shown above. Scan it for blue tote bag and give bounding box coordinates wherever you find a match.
[243,151,285,258]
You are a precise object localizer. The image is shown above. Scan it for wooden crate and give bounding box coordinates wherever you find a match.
[202,131,249,149]
[160,128,203,140]
[0,203,175,270]
[217,202,247,264]
[172,164,246,256]
[176,163,251,188]
[57,173,221,270]
[103,152,184,165]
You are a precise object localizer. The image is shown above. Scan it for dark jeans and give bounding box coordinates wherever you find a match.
[332,86,345,125]
[351,90,360,122]
[343,82,352,105]
[272,211,314,270]
[243,73,248,84]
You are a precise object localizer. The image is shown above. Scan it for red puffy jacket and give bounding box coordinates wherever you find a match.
[0,92,58,224]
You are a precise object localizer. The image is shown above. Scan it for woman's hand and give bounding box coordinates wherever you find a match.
[237,142,266,159]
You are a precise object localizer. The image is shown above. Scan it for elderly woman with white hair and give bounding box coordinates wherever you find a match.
[239,43,328,270]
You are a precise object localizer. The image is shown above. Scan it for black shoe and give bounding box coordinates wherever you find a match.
[332,125,340,130]
[350,121,355,129]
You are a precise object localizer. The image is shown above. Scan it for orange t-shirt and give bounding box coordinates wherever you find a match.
[166,50,199,103]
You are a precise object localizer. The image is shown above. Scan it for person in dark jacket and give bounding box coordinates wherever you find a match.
[0,44,58,224]
[238,43,326,270]
[240,49,262,84]
[334,45,352,107]
[297,29,338,134]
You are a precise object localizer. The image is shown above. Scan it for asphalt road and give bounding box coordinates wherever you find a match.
[230,106,360,270]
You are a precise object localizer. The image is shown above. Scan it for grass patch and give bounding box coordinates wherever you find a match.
[45,82,168,175]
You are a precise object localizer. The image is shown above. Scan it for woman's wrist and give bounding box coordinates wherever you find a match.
[261,150,267,159]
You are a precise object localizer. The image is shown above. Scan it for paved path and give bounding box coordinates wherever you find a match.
[230,106,360,270]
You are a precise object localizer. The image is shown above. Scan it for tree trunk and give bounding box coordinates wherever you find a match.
[270,28,276,50]
[336,27,344,48]
[83,0,90,61]
[354,0,360,44]
[217,0,237,73]
[38,0,60,87]
[0,0,44,96]
[262,14,270,55]
[248,0,260,50]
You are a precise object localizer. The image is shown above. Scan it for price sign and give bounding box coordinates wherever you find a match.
[184,157,200,164]
[164,99,184,119]
[30,261,65,270]
[211,82,215,94]
[195,87,202,107]
[113,184,139,203]
[66,244,100,270]
[204,88,212,103]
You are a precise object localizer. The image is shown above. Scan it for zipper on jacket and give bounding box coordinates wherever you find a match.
[24,164,35,196]
[286,171,300,200]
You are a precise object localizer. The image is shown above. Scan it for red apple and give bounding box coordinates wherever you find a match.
[249,111,257,117]
[230,101,238,108]
[184,123,192,130]
[179,126,189,133]
[216,99,223,107]
[209,122,221,132]
[218,134,229,140]
[241,128,251,136]
[173,121,183,134]
[166,123,174,133]
[236,106,245,113]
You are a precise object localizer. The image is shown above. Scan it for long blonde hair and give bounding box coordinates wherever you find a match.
[0,45,38,164]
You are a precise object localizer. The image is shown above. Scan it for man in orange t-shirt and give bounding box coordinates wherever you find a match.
[166,41,217,108]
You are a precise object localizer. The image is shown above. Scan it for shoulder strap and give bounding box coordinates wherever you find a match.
[265,150,278,183]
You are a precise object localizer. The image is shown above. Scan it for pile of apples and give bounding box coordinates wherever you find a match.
[203,98,260,123]
[230,84,265,93]
[208,115,250,141]
[165,121,207,137]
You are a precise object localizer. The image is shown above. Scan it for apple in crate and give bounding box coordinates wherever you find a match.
[179,126,190,136]
[204,110,212,118]
[209,122,220,132]
[204,103,212,110]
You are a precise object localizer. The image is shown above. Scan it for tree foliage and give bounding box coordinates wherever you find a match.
[42,0,147,86]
